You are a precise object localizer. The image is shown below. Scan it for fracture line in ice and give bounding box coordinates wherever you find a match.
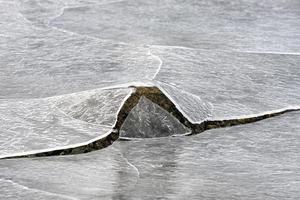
[119,151,140,191]
[153,80,212,124]
[151,44,300,56]
[0,129,111,159]
[235,50,300,56]
[47,0,128,26]
[0,89,134,159]
[46,1,129,46]
[0,178,78,200]
[210,106,300,122]
[148,48,163,80]
[150,44,197,51]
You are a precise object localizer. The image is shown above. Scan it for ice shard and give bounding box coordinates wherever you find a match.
[156,82,212,123]
[55,88,132,126]
[0,88,133,158]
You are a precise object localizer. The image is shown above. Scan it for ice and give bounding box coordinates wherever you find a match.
[120,96,191,138]
[156,82,212,123]
[49,0,300,53]
[1,0,299,126]
[55,88,133,126]
[0,111,299,199]
[0,1,159,99]
[0,88,132,158]
[153,47,300,121]
[115,111,300,199]
[0,147,139,200]
[0,0,300,198]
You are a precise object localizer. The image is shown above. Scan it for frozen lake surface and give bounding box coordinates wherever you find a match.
[0,0,299,199]
[0,111,299,199]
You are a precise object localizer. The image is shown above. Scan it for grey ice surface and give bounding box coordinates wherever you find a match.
[120,96,191,138]
[157,82,212,123]
[49,0,300,52]
[1,0,300,198]
[0,88,132,157]
[0,1,159,99]
[55,88,132,126]
[153,47,300,122]
[0,147,139,200]
[0,111,299,199]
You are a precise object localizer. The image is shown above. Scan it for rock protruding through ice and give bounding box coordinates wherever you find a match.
[120,96,191,138]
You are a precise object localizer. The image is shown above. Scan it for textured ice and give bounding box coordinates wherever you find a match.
[120,96,191,138]
[0,112,299,199]
[0,1,159,99]
[156,82,212,123]
[49,0,300,52]
[0,0,300,198]
[0,88,132,158]
[153,47,300,121]
[55,88,133,126]
[0,147,139,200]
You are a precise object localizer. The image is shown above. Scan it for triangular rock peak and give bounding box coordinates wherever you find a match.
[120,96,191,138]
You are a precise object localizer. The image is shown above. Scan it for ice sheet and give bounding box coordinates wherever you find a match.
[0,1,159,99]
[55,88,133,126]
[0,88,132,158]
[0,147,139,200]
[116,111,300,199]
[0,1,299,198]
[156,82,212,123]
[153,47,300,122]
[120,96,191,138]
[48,0,300,53]
[0,111,299,199]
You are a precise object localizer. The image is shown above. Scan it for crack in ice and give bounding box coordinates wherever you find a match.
[0,178,78,200]
[118,150,140,191]
[148,48,163,80]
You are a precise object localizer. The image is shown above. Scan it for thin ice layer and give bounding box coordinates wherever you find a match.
[120,96,191,138]
[0,88,132,158]
[156,82,212,123]
[0,1,159,99]
[114,111,300,199]
[0,147,138,200]
[55,88,133,126]
[153,47,300,121]
[0,112,299,199]
[49,0,300,53]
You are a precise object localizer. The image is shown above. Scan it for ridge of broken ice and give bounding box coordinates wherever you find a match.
[0,0,299,159]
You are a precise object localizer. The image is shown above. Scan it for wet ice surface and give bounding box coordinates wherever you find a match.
[1,0,300,198]
[0,88,132,158]
[156,82,213,123]
[0,147,139,200]
[120,96,191,138]
[0,1,159,99]
[55,88,132,126]
[49,0,300,52]
[153,48,300,122]
[0,112,299,199]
